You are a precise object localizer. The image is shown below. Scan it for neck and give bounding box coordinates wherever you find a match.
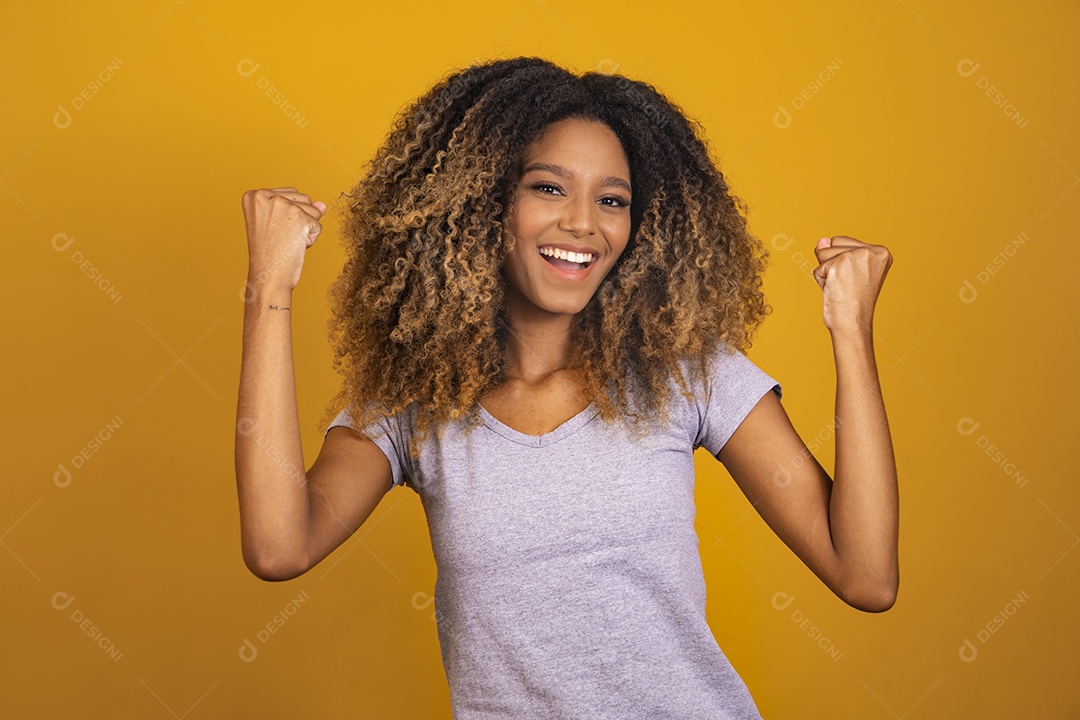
[501,289,579,383]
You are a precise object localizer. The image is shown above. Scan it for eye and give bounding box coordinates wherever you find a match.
[530,182,563,196]
[529,182,630,208]
[600,195,631,208]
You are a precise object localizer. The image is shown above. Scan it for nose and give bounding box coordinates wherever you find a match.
[558,193,597,237]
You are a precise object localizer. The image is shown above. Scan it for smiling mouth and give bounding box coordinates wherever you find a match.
[537,246,596,270]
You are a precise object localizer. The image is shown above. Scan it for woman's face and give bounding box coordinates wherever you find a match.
[501,118,633,318]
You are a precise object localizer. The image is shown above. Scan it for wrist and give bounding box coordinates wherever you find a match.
[828,321,874,347]
[243,271,294,308]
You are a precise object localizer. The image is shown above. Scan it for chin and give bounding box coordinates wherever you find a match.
[537,295,590,316]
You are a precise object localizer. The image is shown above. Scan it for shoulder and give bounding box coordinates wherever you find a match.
[671,342,782,452]
[673,342,781,401]
[327,399,422,439]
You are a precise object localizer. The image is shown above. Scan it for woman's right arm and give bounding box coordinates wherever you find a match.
[234,187,393,582]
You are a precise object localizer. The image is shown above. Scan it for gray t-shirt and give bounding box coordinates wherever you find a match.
[325,344,782,719]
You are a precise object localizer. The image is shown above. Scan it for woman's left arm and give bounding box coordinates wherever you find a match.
[717,235,898,612]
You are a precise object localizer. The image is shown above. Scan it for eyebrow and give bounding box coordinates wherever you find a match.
[522,162,632,194]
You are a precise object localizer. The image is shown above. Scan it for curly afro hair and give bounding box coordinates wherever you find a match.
[322,56,772,459]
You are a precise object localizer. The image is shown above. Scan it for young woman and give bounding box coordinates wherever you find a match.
[235,56,898,718]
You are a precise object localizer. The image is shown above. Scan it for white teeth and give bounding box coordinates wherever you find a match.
[539,246,594,265]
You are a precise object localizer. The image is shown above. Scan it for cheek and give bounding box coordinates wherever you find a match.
[602,217,633,254]
[500,239,530,282]
[511,197,559,236]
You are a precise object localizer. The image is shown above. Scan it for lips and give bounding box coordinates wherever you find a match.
[542,254,584,270]
[536,246,596,280]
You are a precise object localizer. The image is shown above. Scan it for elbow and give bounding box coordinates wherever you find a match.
[838,561,898,613]
[845,588,897,613]
[243,548,308,582]
[840,577,899,613]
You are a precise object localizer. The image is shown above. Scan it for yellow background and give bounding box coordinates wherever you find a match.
[3,1,1077,717]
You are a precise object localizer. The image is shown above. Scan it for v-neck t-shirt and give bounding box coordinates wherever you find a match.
[325,343,782,719]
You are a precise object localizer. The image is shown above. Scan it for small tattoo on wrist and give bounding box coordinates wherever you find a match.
[268,304,290,311]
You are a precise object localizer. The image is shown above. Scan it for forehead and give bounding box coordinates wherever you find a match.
[521,118,629,169]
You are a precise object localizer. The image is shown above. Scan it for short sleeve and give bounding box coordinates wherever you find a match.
[324,406,408,490]
[694,345,782,457]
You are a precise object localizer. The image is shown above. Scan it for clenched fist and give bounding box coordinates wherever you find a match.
[812,235,893,336]
[241,187,327,294]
